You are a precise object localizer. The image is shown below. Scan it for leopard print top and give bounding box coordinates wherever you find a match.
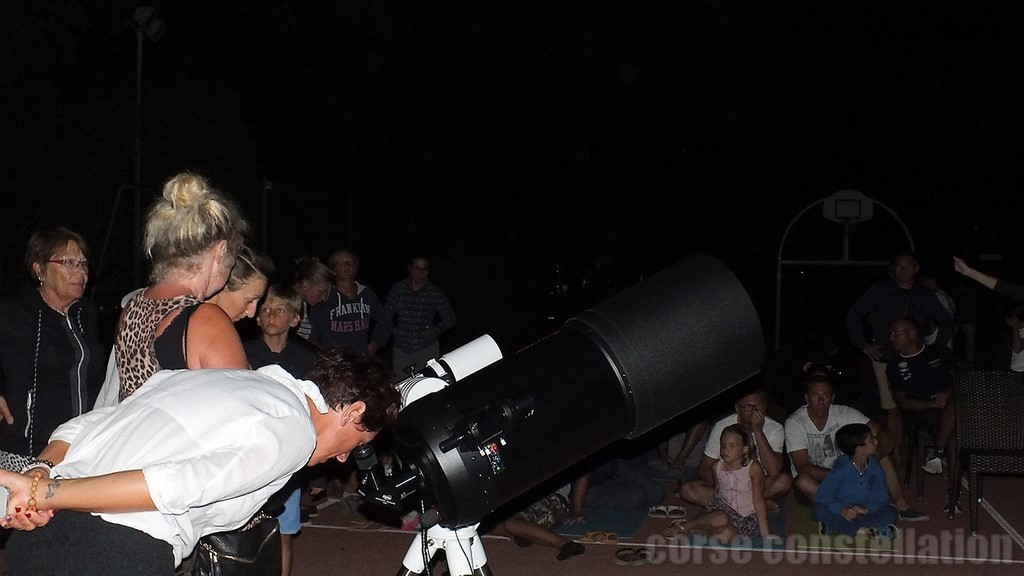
[115,292,200,401]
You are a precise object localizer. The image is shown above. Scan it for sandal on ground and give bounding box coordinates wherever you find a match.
[614,547,653,566]
[580,530,619,544]
[665,505,686,519]
[649,505,669,518]
[557,541,586,561]
[648,504,687,519]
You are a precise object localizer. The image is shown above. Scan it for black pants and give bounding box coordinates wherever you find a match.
[7,511,174,576]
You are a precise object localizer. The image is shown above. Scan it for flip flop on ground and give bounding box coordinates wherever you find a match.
[649,504,687,519]
[615,547,654,566]
[579,531,620,544]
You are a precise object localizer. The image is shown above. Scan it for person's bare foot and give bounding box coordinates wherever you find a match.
[662,519,689,539]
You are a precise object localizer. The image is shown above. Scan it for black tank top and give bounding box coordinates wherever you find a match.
[152,303,201,369]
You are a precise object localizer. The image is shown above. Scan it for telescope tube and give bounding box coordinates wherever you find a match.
[393,253,764,527]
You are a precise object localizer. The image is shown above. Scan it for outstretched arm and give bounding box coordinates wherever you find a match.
[0,469,154,531]
[953,257,998,289]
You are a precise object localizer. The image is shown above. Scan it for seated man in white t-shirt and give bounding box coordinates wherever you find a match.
[678,386,792,508]
[784,373,927,521]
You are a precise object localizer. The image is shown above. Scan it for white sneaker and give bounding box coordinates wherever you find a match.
[922,455,944,475]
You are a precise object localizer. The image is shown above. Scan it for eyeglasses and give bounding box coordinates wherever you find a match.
[48,258,89,271]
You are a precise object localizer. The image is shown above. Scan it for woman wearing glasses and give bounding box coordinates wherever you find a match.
[0,227,104,470]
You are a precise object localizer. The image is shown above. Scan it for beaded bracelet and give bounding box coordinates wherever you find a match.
[26,470,43,512]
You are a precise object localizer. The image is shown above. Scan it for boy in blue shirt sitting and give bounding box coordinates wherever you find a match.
[813,423,899,540]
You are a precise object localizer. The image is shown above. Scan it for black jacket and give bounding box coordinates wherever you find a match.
[0,283,105,456]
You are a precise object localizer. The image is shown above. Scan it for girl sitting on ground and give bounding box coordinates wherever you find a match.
[664,424,774,543]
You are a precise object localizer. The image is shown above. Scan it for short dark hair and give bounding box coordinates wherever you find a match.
[732,380,765,404]
[803,373,834,394]
[889,249,917,267]
[892,316,922,336]
[836,423,872,457]
[307,348,400,433]
[25,227,89,278]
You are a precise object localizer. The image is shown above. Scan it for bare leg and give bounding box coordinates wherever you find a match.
[492,517,569,550]
[939,402,958,492]
[876,426,896,460]
[673,419,710,466]
[281,534,293,576]
[709,523,738,544]
[793,473,820,503]
[764,472,792,505]
[666,510,729,537]
[884,408,903,471]
[879,456,911,510]
[678,479,714,507]
[655,441,670,464]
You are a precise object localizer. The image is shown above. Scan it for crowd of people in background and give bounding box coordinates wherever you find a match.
[2,171,1024,572]
[657,248,1024,546]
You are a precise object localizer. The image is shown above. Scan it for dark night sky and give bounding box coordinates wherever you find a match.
[3,1,1024,349]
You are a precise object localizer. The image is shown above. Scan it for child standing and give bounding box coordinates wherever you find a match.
[244,284,317,576]
[244,284,317,378]
[813,423,899,539]
[664,424,774,543]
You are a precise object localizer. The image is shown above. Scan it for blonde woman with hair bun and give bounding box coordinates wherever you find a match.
[112,171,252,401]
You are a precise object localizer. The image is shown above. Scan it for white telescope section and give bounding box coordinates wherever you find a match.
[396,334,503,408]
[397,376,447,408]
[425,335,501,381]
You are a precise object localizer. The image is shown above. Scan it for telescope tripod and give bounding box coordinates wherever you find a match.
[395,523,493,576]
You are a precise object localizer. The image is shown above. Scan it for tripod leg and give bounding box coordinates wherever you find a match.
[468,531,489,572]
[397,532,438,576]
[443,525,490,576]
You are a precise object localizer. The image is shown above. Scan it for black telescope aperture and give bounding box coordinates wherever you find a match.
[393,253,764,527]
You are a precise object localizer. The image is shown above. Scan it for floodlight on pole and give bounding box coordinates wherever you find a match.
[130,6,165,287]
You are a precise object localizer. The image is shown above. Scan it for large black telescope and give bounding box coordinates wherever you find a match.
[370,253,764,528]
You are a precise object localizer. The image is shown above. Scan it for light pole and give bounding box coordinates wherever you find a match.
[130,6,165,287]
